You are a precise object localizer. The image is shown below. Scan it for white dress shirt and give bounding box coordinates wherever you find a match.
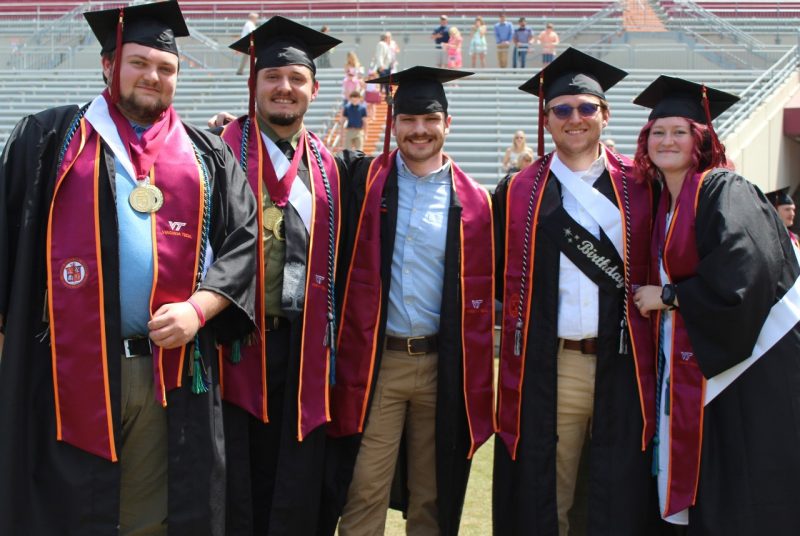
[551,152,608,340]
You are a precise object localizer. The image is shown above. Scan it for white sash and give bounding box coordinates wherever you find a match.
[261,131,312,234]
[550,154,623,258]
[705,245,800,404]
[84,95,137,181]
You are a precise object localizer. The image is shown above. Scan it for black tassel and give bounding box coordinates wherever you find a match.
[619,316,629,355]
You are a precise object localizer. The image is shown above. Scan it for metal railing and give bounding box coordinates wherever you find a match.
[717,44,799,137]
[558,0,623,42]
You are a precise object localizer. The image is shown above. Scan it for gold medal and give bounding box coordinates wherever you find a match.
[129,184,164,213]
[273,216,285,241]
[263,206,283,231]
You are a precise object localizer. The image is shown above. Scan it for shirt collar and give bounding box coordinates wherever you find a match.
[257,116,303,148]
[395,152,452,184]
[550,148,606,184]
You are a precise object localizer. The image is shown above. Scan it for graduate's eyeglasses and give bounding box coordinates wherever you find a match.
[546,102,603,120]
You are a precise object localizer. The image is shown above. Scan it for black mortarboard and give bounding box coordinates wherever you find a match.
[367,66,472,116]
[84,1,189,57]
[518,47,627,103]
[366,66,471,161]
[768,189,795,207]
[633,75,739,122]
[229,16,340,75]
[518,47,626,157]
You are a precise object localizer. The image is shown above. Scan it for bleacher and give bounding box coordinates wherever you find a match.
[0,1,794,189]
[0,66,761,188]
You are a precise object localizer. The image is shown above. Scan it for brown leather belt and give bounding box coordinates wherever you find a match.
[386,335,438,356]
[561,338,598,355]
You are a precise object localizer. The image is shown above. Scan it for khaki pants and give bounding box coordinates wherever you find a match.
[496,42,510,68]
[555,345,596,536]
[338,344,439,536]
[119,354,168,536]
[344,128,365,151]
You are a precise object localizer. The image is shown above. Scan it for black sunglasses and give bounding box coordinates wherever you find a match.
[546,102,603,120]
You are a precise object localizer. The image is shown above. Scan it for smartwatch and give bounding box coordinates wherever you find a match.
[661,284,677,309]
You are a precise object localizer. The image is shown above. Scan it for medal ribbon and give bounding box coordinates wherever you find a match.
[101,89,173,181]
[651,170,707,516]
[261,131,305,208]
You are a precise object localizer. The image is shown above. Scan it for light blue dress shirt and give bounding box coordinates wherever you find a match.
[116,124,154,338]
[385,153,451,337]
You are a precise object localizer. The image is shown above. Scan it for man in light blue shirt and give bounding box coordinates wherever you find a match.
[494,13,514,68]
[331,66,495,536]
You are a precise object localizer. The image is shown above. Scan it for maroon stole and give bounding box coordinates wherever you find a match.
[497,148,656,460]
[651,170,709,516]
[48,101,205,461]
[328,150,495,457]
[218,117,341,440]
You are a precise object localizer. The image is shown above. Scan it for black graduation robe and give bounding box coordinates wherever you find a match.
[492,170,661,535]
[0,104,258,536]
[222,133,349,536]
[669,171,800,534]
[318,153,474,536]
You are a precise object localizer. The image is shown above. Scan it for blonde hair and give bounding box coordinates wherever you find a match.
[345,51,361,69]
[449,26,461,38]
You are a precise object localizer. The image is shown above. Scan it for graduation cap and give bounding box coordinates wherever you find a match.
[366,66,472,160]
[633,75,739,123]
[634,76,739,170]
[83,1,189,104]
[518,47,627,157]
[229,16,341,118]
[767,189,795,207]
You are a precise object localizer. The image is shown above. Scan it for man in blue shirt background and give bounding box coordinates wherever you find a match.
[341,90,368,150]
[494,13,514,68]
[513,16,534,69]
[431,14,450,68]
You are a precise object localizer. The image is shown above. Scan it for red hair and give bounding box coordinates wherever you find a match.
[633,117,731,183]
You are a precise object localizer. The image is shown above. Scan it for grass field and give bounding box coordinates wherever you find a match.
[384,436,495,535]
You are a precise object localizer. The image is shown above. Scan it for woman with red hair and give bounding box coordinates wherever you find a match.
[632,76,800,534]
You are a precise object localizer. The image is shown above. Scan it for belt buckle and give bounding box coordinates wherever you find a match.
[406,336,426,356]
[123,338,150,358]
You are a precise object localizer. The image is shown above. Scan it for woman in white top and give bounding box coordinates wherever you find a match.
[501,130,530,172]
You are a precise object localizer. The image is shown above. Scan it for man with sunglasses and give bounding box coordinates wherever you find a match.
[493,48,660,535]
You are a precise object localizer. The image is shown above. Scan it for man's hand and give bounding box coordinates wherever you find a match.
[148,302,201,349]
[207,111,237,129]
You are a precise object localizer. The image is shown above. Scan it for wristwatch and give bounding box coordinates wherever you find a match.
[661,284,677,309]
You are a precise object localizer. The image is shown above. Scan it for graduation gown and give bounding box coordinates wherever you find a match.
[0,104,258,535]
[319,153,478,536]
[221,123,349,536]
[662,170,800,534]
[492,166,660,536]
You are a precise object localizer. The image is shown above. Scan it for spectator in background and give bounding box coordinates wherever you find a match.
[501,129,531,172]
[494,13,513,68]
[373,32,395,95]
[768,190,799,248]
[510,148,535,173]
[604,137,618,153]
[512,17,534,69]
[386,31,401,71]
[364,68,381,119]
[318,25,333,68]
[431,14,450,68]
[236,12,259,74]
[446,26,463,69]
[470,16,488,68]
[342,51,365,104]
[537,22,560,65]
[341,90,368,151]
